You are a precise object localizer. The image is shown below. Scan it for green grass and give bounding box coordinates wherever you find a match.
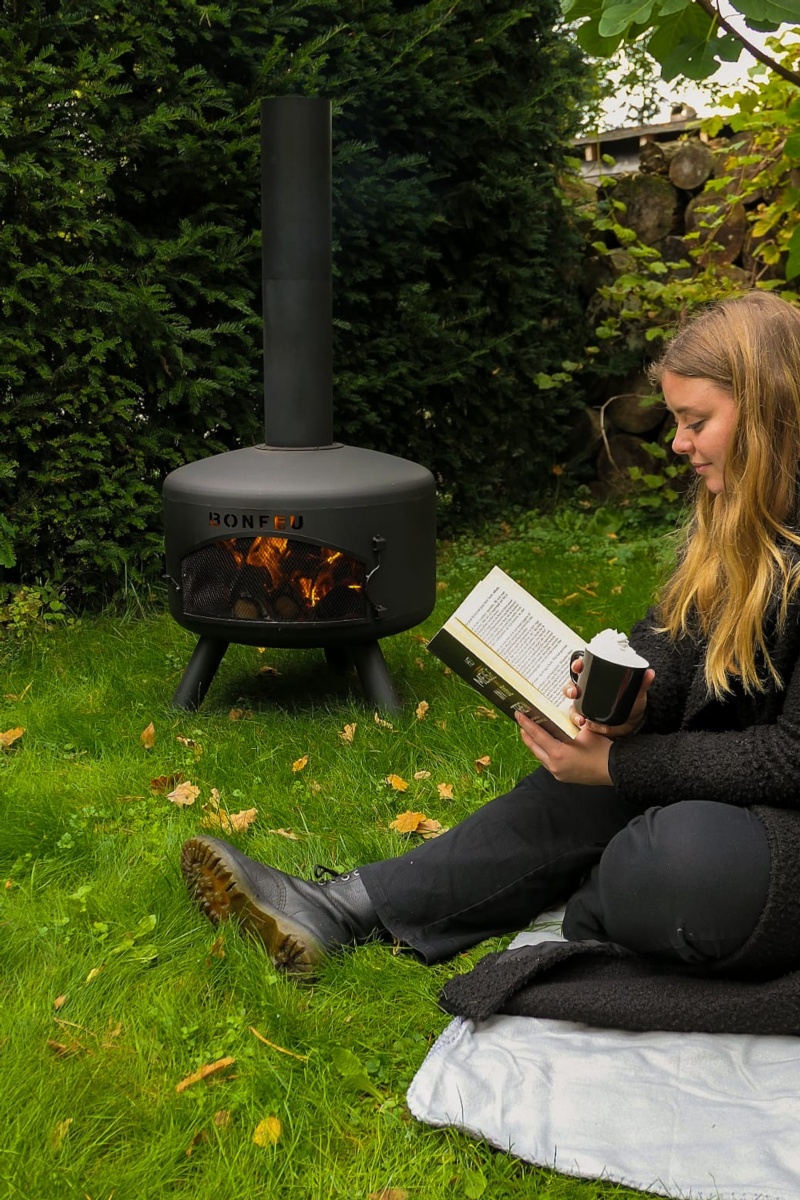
[0,507,668,1200]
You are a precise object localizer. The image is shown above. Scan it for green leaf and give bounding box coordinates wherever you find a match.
[576,22,624,55]
[735,0,796,25]
[329,1047,383,1099]
[598,1,656,37]
[785,131,800,159]
[463,1170,488,1199]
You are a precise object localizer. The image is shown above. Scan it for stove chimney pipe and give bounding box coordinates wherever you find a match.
[261,96,334,448]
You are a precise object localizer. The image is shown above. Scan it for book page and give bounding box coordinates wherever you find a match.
[456,572,579,709]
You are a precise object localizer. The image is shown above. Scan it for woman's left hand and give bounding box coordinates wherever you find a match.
[515,711,613,786]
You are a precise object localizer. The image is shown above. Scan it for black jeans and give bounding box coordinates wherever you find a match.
[359,767,771,967]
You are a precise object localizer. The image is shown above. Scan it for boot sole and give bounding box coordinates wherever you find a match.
[180,836,325,977]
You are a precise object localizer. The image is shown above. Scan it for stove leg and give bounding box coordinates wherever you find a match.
[324,646,353,674]
[172,637,228,710]
[350,641,401,713]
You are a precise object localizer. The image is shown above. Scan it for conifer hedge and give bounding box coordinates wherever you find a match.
[0,0,587,599]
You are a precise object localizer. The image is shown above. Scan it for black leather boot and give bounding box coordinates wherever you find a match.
[180,835,386,976]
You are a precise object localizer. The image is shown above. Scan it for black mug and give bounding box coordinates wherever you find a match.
[569,647,648,727]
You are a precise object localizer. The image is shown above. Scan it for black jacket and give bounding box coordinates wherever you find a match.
[610,605,800,972]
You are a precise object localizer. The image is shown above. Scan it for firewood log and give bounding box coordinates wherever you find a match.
[667,140,716,191]
[612,174,680,246]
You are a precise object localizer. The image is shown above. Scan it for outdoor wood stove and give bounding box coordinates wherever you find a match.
[162,96,437,712]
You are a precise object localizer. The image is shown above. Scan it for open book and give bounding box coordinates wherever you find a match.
[426,566,582,741]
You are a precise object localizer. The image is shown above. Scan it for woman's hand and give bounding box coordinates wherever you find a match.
[567,659,656,739]
[515,712,613,786]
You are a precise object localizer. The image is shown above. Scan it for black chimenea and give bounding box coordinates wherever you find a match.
[162,96,437,712]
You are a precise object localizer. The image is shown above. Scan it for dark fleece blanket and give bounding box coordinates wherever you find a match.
[438,937,800,1035]
[439,804,800,1037]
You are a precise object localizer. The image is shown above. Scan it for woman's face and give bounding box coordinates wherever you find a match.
[662,370,737,495]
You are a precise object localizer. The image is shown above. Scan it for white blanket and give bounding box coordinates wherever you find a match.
[407,919,800,1199]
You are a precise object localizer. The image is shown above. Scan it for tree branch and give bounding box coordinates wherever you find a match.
[693,0,800,88]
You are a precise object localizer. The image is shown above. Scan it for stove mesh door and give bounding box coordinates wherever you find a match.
[180,536,367,623]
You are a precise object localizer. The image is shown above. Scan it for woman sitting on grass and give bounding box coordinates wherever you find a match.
[181,290,800,979]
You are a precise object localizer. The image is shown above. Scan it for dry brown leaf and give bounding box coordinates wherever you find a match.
[268,828,300,841]
[49,1118,73,1151]
[258,663,280,676]
[207,787,222,810]
[47,1039,82,1057]
[390,810,428,834]
[292,755,308,773]
[475,706,498,720]
[413,770,431,780]
[373,712,394,730]
[437,782,454,800]
[150,771,185,793]
[214,1110,233,1128]
[0,726,24,750]
[140,722,155,750]
[185,1128,209,1158]
[3,682,31,701]
[175,1055,236,1094]
[201,807,258,834]
[177,735,203,758]
[369,1189,409,1200]
[228,707,253,721]
[414,657,426,670]
[53,994,67,1011]
[419,820,448,840]
[167,781,200,807]
[386,774,409,792]
[415,700,430,721]
[253,1116,282,1146]
[474,755,491,773]
[339,723,357,744]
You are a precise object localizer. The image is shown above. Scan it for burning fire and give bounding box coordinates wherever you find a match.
[218,535,364,621]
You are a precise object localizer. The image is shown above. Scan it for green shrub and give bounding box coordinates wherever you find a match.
[0,0,588,603]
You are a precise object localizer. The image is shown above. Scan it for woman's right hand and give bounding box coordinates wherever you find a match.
[565,659,656,739]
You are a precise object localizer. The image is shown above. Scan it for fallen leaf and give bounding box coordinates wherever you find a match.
[474,706,497,720]
[53,994,67,1010]
[415,700,429,721]
[474,755,491,773]
[177,735,203,758]
[175,1055,236,1094]
[390,810,428,834]
[3,682,31,701]
[418,819,448,839]
[208,936,225,960]
[150,772,185,793]
[309,780,322,793]
[214,1110,233,1128]
[185,1129,208,1158]
[268,827,300,840]
[292,755,308,773]
[49,1117,73,1151]
[339,723,357,744]
[253,1116,282,1146]
[47,1039,82,1057]
[0,726,24,750]
[414,657,426,669]
[369,1189,409,1200]
[386,774,409,792]
[258,663,280,676]
[228,707,253,721]
[85,966,104,984]
[208,787,221,810]
[437,782,454,800]
[167,781,200,807]
[413,770,431,780]
[201,807,258,834]
[4,879,12,889]
[140,723,155,750]
[374,712,394,730]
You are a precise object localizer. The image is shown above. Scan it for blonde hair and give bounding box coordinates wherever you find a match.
[651,291,800,697]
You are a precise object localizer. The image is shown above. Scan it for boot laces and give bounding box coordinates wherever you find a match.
[312,864,358,885]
